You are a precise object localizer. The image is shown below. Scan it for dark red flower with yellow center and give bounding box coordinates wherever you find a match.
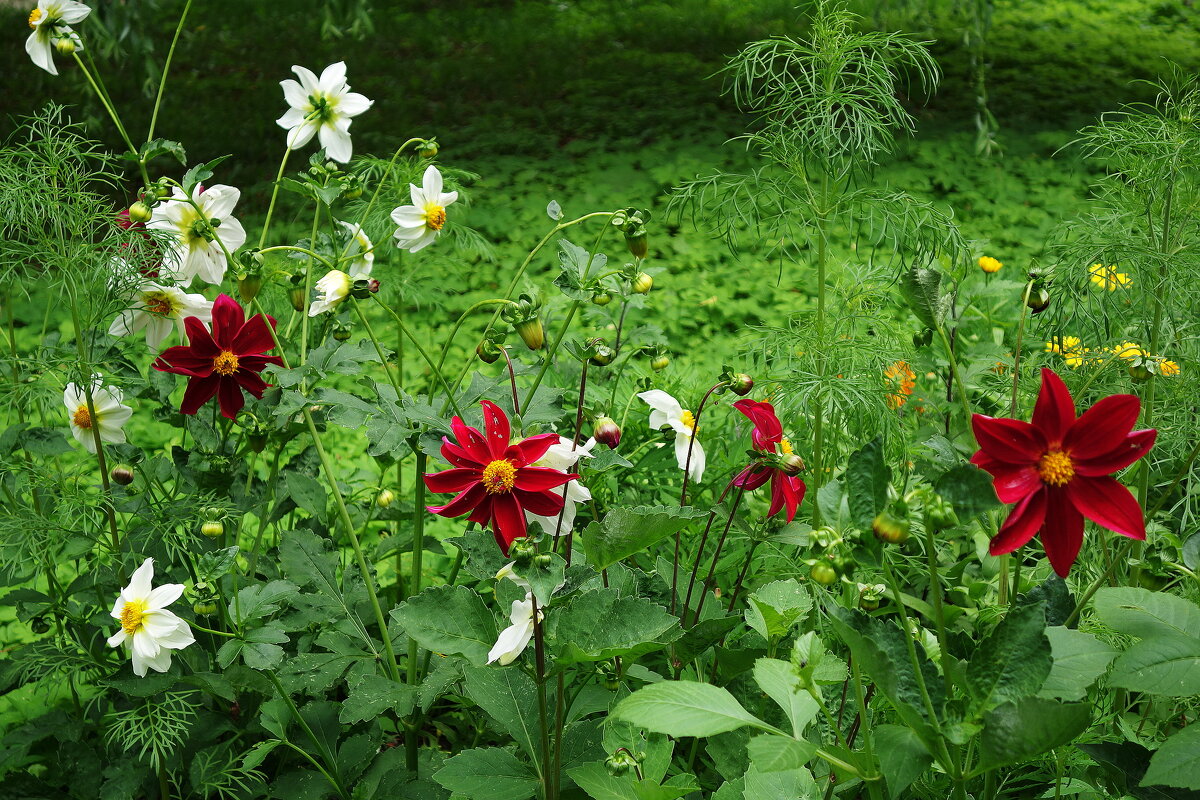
[152,293,283,420]
[971,368,1156,577]
[731,399,806,522]
[424,400,579,553]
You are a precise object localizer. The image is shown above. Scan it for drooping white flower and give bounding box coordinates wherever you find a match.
[487,594,539,666]
[527,436,598,536]
[638,389,705,482]
[308,270,352,316]
[337,220,374,277]
[390,165,458,253]
[276,62,372,163]
[108,275,213,349]
[64,376,132,454]
[146,185,247,285]
[106,558,195,677]
[25,1,89,76]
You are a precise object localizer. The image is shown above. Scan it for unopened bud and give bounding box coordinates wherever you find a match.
[477,340,502,364]
[872,509,910,544]
[288,285,306,313]
[626,232,648,259]
[631,272,653,294]
[54,37,77,55]
[591,291,612,306]
[729,373,754,396]
[779,454,805,476]
[514,318,544,351]
[332,323,351,342]
[367,278,381,294]
[110,464,135,485]
[127,201,153,224]
[589,343,615,366]
[376,489,395,508]
[650,355,669,371]
[192,601,218,616]
[1026,287,1050,314]
[201,520,225,538]
[593,416,621,449]
[417,138,439,159]
[238,273,263,304]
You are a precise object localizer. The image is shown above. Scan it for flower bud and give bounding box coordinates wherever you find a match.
[922,494,959,531]
[872,509,910,544]
[238,273,263,304]
[30,615,52,634]
[729,373,754,396]
[201,520,225,538]
[192,601,218,616]
[779,453,805,476]
[376,489,395,508]
[333,323,351,342]
[350,278,375,300]
[650,355,669,371]
[594,416,621,449]
[246,431,268,453]
[110,464,135,485]
[128,201,153,224]
[54,37,77,56]
[978,256,1002,274]
[418,138,439,159]
[1026,286,1050,314]
[631,272,653,294]
[509,538,536,569]
[1128,361,1153,382]
[477,340,502,364]
[591,291,612,306]
[809,560,839,586]
[626,232,648,259]
[589,343,615,366]
[514,318,544,351]
[288,285,307,313]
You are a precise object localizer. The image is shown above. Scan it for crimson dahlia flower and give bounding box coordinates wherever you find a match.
[971,368,1156,577]
[731,399,806,522]
[424,400,578,553]
[153,294,283,420]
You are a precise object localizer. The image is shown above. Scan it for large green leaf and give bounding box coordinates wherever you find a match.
[844,437,890,529]
[1093,587,1200,640]
[752,658,819,738]
[613,681,777,737]
[463,665,543,766]
[745,580,812,642]
[900,263,950,328]
[433,747,539,800]
[1143,724,1200,790]
[933,464,1000,522]
[1108,635,1200,697]
[339,674,418,724]
[873,725,932,799]
[977,696,1090,771]
[746,735,816,773]
[580,505,709,571]
[390,585,497,666]
[966,600,1051,710]
[741,762,819,800]
[549,589,681,663]
[1038,626,1118,701]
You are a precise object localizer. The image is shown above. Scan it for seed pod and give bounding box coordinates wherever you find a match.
[626,232,648,259]
[238,273,263,304]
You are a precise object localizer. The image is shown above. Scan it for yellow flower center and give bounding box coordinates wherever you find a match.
[424,204,446,231]
[72,405,92,429]
[680,410,696,432]
[144,291,175,317]
[120,600,147,635]
[779,437,793,455]
[28,8,42,27]
[1037,450,1075,487]
[481,459,516,494]
[213,351,240,376]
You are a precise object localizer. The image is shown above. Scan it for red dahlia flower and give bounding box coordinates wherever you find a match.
[424,400,578,553]
[731,399,806,522]
[971,368,1156,577]
[153,293,283,420]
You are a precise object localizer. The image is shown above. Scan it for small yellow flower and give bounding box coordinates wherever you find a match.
[978,256,1002,274]
[884,360,916,410]
[1111,342,1145,361]
[1089,263,1132,291]
[1158,359,1180,377]
[1045,336,1087,369]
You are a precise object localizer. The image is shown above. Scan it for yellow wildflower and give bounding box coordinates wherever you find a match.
[978,256,1002,274]
[1158,359,1180,377]
[884,360,916,410]
[1089,263,1132,291]
[1111,342,1145,361]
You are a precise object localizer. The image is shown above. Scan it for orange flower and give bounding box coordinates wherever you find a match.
[884,360,916,410]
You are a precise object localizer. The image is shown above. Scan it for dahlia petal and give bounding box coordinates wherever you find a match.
[973,453,1041,504]
[440,437,481,468]
[424,468,482,494]
[732,399,783,448]
[1032,368,1076,443]
[506,432,559,466]
[1074,429,1157,476]
[989,489,1047,555]
[182,316,219,354]
[232,314,278,356]
[513,466,577,492]
[210,294,245,348]
[1064,394,1141,459]
[427,482,487,519]
[468,496,494,526]
[481,400,511,459]
[1066,476,1146,541]
[972,415,1047,464]
[180,375,220,415]
[1041,488,1085,578]
[153,346,214,377]
[233,370,269,399]
[217,377,245,419]
[491,493,528,555]
[450,416,491,464]
[769,473,805,522]
[515,488,565,517]
[732,464,772,490]
[237,354,284,373]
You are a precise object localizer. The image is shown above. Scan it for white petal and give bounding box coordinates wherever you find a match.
[286,119,318,150]
[318,61,348,94]
[277,107,308,129]
[126,558,155,600]
[58,1,92,24]
[390,206,425,227]
[337,92,372,117]
[216,216,247,253]
[439,190,459,207]
[131,629,161,661]
[422,165,444,198]
[106,629,128,648]
[199,184,241,220]
[146,583,184,610]
[291,65,321,93]
[280,79,308,110]
[319,124,353,163]
[26,33,57,76]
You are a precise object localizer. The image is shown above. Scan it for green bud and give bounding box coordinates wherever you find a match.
[631,272,653,294]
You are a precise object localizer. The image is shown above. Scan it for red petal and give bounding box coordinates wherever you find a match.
[973,452,1041,504]
[506,432,559,466]
[450,416,491,464]
[210,294,245,349]
[232,314,278,356]
[238,354,284,373]
[480,400,511,459]
[989,489,1047,555]
[1032,368,1076,444]
[217,377,245,419]
[732,464,772,490]
[183,317,219,354]
[424,468,482,495]
[514,466,577,492]
[972,415,1047,464]
[515,488,565,516]
[154,346,214,376]
[1066,475,1146,541]
[234,370,268,398]
[180,374,220,415]
[733,399,782,448]
[1074,429,1157,476]
[1041,487,1085,578]
[769,473,805,522]
[1064,394,1141,460]
[428,482,486,519]
[468,495,493,526]
[440,437,482,468]
[491,492,527,554]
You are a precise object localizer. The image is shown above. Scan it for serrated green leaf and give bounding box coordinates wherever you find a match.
[752,658,819,738]
[340,674,418,724]
[900,264,950,328]
[745,580,812,642]
[434,747,539,800]
[463,665,543,766]
[613,681,776,737]
[139,138,186,166]
[283,472,327,523]
[549,589,681,663]
[391,585,497,666]
[874,724,932,799]
[966,601,1051,710]
[747,735,816,773]
[580,505,709,571]
[933,464,1000,521]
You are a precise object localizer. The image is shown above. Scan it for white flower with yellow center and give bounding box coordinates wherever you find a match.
[63,375,132,454]
[106,558,195,677]
[337,220,374,277]
[638,389,705,482]
[276,62,372,163]
[308,270,352,316]
[390,165,459,253]
[146,185,247,285]
[25,1,89,76]
[527,436,597,536]
[109,278,213,349]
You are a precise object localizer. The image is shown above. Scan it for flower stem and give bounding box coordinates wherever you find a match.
[433,298,519,372]
[690,487,746,627]
[257,148,294,250]
[70,52,149,187]
[146,0,194,143]
[370,295,464,417]
[531,595,554,799]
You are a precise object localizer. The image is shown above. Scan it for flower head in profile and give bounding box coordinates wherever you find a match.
[731,399,806,522]
[64,375,131,454]
[26,1,89,75]
[1089,263,1131,292]
[146,185,247,285]
[488,594,538,666]
[978,256,1002,274]
[970,368,1156,577]
[883,360,916,410]
[308,270,352,317]
[152,294,283,420]
[638,389,704,482]
[526,436,597,536]
[391,165,458,253]
[108,270,213,349]
[337,220,374,277]
[106,558,194,677]
[423,401,578,554]
[276,62,372,163]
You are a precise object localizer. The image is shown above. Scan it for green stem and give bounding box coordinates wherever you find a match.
[300,204,322,366]
[433,299,519,372]
[146,0,193,143]
[935,321,974,425]
[257,148,294,249]
[71,52,149,186]
[265,671,349,799]
[371,295,464,417]
[922,521,953,698]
